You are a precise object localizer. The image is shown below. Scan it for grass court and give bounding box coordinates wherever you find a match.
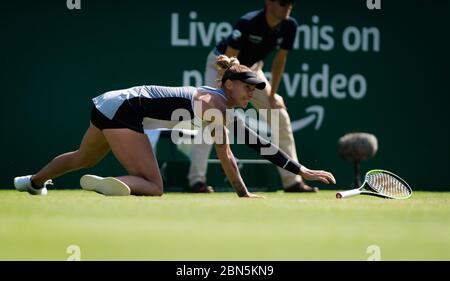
[1,190,449,260]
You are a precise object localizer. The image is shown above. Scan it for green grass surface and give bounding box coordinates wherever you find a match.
[0,190,449,261]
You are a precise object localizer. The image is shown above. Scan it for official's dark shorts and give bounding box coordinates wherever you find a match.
[90,104,144,133]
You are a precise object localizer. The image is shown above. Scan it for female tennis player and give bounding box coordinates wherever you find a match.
[14,55,335,198]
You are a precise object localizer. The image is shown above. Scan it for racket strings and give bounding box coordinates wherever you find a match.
[366,173,411,199]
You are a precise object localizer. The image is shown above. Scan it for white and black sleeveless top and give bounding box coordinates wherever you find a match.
[92,85,227,132]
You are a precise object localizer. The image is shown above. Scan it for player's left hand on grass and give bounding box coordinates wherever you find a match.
[242,192,266,199]
[299,166,336,185]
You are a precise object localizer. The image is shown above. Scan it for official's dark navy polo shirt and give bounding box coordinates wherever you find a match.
[215,9,298,67]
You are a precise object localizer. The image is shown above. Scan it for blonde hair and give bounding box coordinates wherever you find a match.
[216,55,252,85]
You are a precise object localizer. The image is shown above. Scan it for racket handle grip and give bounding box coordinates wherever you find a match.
[336,189,361,199]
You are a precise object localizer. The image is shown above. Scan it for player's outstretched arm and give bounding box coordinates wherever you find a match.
[233,118,336,185]
[214,127,265,199]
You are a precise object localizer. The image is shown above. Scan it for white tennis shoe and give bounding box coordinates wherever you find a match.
[80,175,131,196]
[14,175,51,196]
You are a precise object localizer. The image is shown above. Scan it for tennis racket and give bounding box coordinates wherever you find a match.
[336,169,412,199]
